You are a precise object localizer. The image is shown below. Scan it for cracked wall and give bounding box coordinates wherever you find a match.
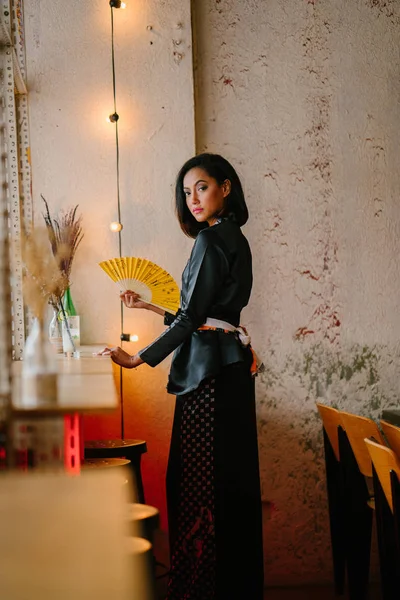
[24,0,195,530]
[23,0,400,587]
[194,0,400,584]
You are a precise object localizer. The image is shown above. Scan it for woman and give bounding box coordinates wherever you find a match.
[104,153,264,599]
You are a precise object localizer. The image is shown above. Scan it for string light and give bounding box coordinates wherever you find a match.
[108,0,127,438]
[109,0,126,8]
[120,333,139,342]
[109,2,123,254]
[110,221,123,232]
[107,112,119,123]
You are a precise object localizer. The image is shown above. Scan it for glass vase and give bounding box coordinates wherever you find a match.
[48,307,63,354]
[22,318,58,407]
[61,287,80,354]
[62,316,80,354]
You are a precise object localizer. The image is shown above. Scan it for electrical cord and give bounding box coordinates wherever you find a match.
[110,3,124,437]
[155,560,170,580]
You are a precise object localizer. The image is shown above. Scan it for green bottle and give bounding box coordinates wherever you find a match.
[63,287,77,317]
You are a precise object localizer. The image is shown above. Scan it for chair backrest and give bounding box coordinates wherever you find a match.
[316,403,342,461]
[365,438,400,513]
[339,411,385,477]
[380,420,400,459]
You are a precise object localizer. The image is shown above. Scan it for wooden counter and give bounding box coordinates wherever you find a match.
[11,347,119,415]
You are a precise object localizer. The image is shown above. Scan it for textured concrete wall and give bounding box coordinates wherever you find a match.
[23,0,400,587]
[193,0,400,585]
[24,0,195,527]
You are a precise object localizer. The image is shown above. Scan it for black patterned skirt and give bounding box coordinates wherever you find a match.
[166,349,264,600]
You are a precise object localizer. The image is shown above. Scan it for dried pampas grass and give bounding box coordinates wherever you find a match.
[22,228,68,323]
[42,195,83,282]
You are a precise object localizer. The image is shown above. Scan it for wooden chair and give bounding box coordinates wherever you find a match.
[365,439,400,598]
[380,420,400,459]
[339,411,385,479]
[338,411,385,600]
[316,403,346,595]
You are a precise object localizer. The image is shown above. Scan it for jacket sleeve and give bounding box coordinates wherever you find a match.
[138,231,229,367]
[164,310,179,326]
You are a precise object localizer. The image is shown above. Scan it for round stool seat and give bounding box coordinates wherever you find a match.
[82,458,131,470]
[84,440,147,503]
[127,537,156,600]
[127,536,152,555]
[127,503,160,541]
[85,439,147,454]
[128,503,159,523]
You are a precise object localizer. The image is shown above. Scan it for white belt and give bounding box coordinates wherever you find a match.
[203,317,251,347]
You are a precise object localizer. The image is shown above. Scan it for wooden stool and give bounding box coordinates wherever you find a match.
[82,458,131,470]
[127,503,160,544]
[84,439,147,502]
[82,459,132,498]
[0,469,134,599]
[127,537,156,600]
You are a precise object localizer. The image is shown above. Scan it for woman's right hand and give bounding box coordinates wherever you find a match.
[120,290,151,310]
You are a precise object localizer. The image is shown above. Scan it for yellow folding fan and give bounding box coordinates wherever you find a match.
[99,256,180,314]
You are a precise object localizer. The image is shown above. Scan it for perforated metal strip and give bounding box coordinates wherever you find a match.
[0,94,12,470]
[12,0,32,232]
[0,0,27,359]
[0,130,12,400]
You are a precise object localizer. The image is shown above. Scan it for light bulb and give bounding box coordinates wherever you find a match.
[110,221,123,232]
[121,2,126,8]
[120,333,139,342]
[107,112,119,123]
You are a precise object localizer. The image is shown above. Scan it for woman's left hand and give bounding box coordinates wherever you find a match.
[98,347,143,369]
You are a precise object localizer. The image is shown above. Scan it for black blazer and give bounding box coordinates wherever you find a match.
[139,218,253,395]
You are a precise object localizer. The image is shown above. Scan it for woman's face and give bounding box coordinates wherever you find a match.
[183,167,231,227]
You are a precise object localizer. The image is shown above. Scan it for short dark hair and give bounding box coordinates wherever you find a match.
[175,153,249,238]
